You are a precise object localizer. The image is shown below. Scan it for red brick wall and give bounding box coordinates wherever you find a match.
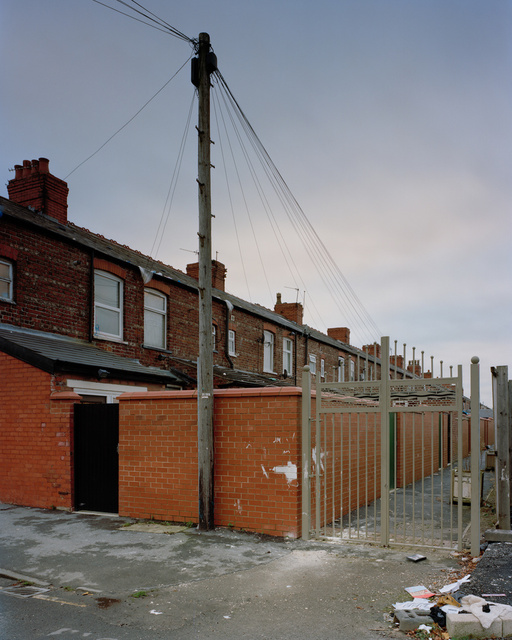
[0,352,75,509]
[118,387,302,537]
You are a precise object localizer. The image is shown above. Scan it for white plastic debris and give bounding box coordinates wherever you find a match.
[439,574,471,593]
[150,610,163,615]
[393,599,433,612]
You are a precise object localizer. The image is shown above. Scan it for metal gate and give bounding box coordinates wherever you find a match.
[301,337,482,554]
[74,403,119,513]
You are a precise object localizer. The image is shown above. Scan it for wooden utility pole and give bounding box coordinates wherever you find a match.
[195,32,216,530]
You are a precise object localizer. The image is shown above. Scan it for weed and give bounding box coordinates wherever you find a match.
[131,590,148,598]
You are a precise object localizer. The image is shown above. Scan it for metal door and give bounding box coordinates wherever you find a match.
[74,403,119,513]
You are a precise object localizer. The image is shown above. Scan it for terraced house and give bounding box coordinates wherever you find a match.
[0,157,416,535]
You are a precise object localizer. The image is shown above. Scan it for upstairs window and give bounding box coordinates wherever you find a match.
[309,354,317,375]
[349,359,356,381]
[0,259,13,302]
[228,329,236,356]
[144,289,167,349]
[263,330,274,373]
[94,270,123,340]
[212,324,217,351]
[283,337,293,377]
[321,358,325,379]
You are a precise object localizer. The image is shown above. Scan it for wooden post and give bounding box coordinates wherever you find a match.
[494,366,510,529]
[196,32,214,530]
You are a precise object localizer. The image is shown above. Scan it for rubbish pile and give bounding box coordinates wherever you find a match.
[393,569,512,638]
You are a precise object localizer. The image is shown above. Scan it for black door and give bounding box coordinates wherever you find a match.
[74,403,119,513]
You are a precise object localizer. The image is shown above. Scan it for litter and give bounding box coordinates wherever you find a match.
[407,554,427,562]
[405,585,435,598]
[459,595,512,630]
[150,610,163,615]
[439,574,471,594]
[393,599,433,612]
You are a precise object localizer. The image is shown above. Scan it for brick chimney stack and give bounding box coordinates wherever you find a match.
[362,342,381,359]
[274,293,304,325]
[7,158,69,225]
[186,260,227,292]
[327,327,350,345]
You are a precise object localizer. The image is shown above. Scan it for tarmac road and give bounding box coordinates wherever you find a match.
[0,503,466,639]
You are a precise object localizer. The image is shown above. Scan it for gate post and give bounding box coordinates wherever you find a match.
[301,366,312,540]
[470,356,481,557]
[380,336,390,546]
[494,366,510,529]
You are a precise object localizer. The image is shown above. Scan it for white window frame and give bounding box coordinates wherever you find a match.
[0,258,13,302]
[228,329,236,356]
[212,324,217,351]
[263,330,275,373]
[349,359,355,381]
[144,289,167,349]
[320,358,325,379]
[94,270,123,341]
[283,337,293,376]
[338,357,345,382]
[309,354,317,375]
[66,379,147,404]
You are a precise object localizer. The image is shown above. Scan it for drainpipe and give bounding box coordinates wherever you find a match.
[89,250,95,342]
[224,299,234,368]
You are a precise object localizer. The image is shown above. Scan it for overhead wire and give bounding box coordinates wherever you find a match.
[90,0,195,44]
[214,69,381,344]
[212,75,326,331]
[150,90,196,259]
[65,55,192,180]
[211,90,253,303]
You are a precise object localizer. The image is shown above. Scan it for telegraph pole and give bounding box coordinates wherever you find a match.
[193,33,216,530]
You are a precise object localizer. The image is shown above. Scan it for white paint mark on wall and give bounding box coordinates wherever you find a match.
[261,465,269,478]
[272,461,297,484]
[273,437,281,443]
[235,499,242,514]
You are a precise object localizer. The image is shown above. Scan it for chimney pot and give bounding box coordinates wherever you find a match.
[22,160,31,178]
[38,157,50,174]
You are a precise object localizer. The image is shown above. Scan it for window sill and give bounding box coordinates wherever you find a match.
[93,334,128,345]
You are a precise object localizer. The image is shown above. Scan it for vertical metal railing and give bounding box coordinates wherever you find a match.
[302,339,478,551]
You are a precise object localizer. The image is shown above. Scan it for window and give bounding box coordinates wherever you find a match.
[321,358,325,379]
[349,359,355,381]
[228,329,236,356]
[0,259,13,302]
[263,330,274,372]
[338,357,345,382]
[144,289,166,349]
[94,270,123,340]
[283,337,293,376]
[309,354,317,375]
[212,324,217,351]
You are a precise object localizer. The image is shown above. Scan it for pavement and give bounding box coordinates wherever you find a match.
[0,502,511,639]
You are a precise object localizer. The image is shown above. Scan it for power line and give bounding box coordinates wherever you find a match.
[65,56,191,180]
[90,0,195,44]
[214,70,382,345]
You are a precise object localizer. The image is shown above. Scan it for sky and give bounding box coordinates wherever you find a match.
[1,0,510,406]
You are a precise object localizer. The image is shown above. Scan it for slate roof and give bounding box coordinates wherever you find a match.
[0,324,188,386]
[0,194,367,358]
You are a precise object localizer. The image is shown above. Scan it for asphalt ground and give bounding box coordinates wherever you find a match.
[0,503,468,640]
[0,502,510,639]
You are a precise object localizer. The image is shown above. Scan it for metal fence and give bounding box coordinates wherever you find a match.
[301,337,481,554]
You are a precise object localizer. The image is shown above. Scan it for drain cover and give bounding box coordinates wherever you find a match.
[1,585,51,598]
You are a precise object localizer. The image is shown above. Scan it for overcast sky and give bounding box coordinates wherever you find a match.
[1,0,510,405]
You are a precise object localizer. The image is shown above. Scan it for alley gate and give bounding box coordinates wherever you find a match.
[301,337,482,554]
